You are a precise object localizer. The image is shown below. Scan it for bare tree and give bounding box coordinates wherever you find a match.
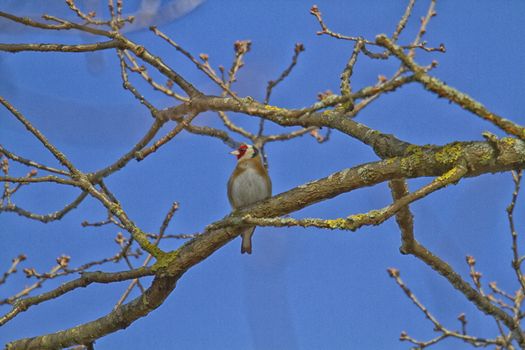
[1,1,524,349]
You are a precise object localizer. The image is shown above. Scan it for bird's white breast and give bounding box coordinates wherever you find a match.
[230,167,270,208]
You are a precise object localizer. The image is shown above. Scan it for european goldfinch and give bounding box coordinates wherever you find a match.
[228,144,272,254]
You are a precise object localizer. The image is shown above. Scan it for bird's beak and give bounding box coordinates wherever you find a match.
[230,150,240,156]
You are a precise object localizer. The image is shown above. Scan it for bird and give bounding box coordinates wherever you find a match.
[228,144,272,254]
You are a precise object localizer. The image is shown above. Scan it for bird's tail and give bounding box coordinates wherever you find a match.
[241,226,255,254]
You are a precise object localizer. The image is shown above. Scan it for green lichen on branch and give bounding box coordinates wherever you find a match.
[108,202,164,258]
[152,250,179,273]
[324,218,353,230]
[264,105,286,113]
[434,142,462,165]
[435,165,462,184]
[375,33,525,141]
[348,209,384,227]
[500,137,517,146]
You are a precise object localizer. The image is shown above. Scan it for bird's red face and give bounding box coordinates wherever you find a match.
[230,144,249,160]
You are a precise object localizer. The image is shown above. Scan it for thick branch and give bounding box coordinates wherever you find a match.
[6,136,525,349]
[5,275,172,350]
[165,137,525,277]
[0,11,201,98]
[161,93,413,158]
[0,266,153,327]
[113,32,201,97]
[1,97,163,257]
[234,163,466,231]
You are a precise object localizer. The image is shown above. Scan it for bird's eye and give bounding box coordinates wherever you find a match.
[239,144,248,151]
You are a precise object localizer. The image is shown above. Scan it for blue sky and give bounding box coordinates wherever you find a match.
[1,1,525,349]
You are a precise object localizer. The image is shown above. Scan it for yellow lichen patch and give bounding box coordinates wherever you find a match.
[435,166,460,183]
[357,166,381,184]
[325,218,349,229]
[385,157,398,165]
[400,152,424,173]
[478,150,493,165]
[350,213,368,222]
[110,202,124,217]
[152,250,179,272]
[340,100,354,111]
[500,137,517,147]
[400,145,426,172]
[368,209,382,218]
[348,209,383,226]
[435,143,463,165]
[404,144,424,156]
[264,105,284,113]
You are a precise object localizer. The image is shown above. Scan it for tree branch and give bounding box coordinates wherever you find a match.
[0,40,123,53]
[5,274,171,350]
[375,34,525,141]
[0,266,154,327]
[233,163,467,231]
[1,191,88,223]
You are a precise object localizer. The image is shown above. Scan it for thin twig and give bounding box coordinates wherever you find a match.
[122,50,188,102]
[408,0,437,58]
[114,202,180,309]
[258,43,305,137]
[507,170,525,291]
[91,118,165,180]
[150,26,240,101]
[218,111,254,140]
[375,35,525,141]
[391,0,416,43]
[0,254,26,285]
[340,39,364,98]
[388,268,504,348]
[0,266,153,326]
[0,40,123,53]
[135,113,199,160]
[1,191,88,223]
[264,43,305,105]
[0,145,68,176]
[65,0,112,26]
[0,96,79,174]
[117,50,159,111]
